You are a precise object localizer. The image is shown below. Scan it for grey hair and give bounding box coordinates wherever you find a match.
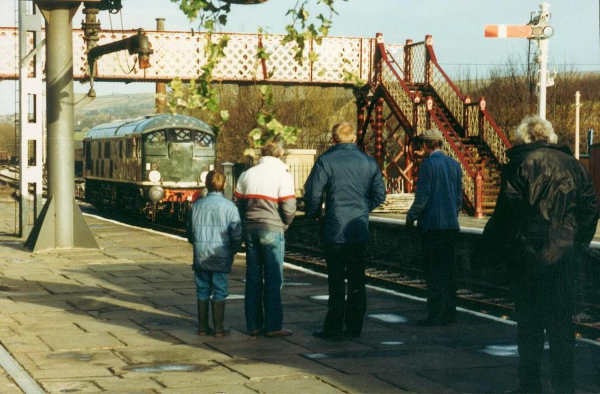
[513,115,558,145]
[332,122,356,143]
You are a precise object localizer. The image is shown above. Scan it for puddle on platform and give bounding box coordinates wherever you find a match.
[127,364,200,373]
[380,341,405,346]
[47,352,94,362]
[144,320,180,327]
[304,353,328,359]
[368,313,408,324]
[479,342,548,357]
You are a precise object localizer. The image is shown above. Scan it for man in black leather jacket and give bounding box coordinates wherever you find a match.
[483,115,598,393]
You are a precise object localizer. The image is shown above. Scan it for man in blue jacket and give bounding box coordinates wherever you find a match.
[304,122,386,341]
[406,128,462,327]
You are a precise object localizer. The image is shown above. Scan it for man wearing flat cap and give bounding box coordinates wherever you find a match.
[406,128,462,326]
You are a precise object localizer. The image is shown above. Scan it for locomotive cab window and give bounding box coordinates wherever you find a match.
[144,131,167,147]
[168,129,191,142]
[194,131,214,151]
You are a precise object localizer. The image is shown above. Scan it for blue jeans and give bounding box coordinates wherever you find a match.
[194,270,229,301]
[244,229,285,333]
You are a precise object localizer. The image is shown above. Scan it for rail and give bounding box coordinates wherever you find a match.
[376,37,420,133]
[480,103,513,164]
[424,37,467,131]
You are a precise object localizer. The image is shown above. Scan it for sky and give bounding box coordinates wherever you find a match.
[0,0,598,115]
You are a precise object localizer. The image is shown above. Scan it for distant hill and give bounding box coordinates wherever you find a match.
[75,93,155,116]
[73,93,156,139]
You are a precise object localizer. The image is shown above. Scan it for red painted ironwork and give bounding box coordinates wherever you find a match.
[374,98,384,169]
[475,172,484,218]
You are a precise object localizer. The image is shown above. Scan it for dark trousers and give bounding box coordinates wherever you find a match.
[513,261,576,393]
[421,230,457,321]
[322,243,367,335]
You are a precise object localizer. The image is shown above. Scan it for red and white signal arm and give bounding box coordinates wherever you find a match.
[484,24,532,38]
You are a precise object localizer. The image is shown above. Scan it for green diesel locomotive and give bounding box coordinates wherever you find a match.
[83,114,216,221]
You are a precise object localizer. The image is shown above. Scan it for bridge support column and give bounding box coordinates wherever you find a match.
[26,1,98,252]
[354,88,368,150]
[475,172,484,219]
[373,98,384,170]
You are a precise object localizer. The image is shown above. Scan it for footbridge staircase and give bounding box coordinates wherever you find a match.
[0,28,511,216]
[363,34,512,217]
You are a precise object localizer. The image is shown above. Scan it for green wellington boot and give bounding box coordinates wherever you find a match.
[211,300,231,337]
[197,300,212,336]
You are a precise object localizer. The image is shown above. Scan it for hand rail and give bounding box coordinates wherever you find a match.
[480,103,513,164]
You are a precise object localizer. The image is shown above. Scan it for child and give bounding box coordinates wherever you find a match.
[187,170,242,337]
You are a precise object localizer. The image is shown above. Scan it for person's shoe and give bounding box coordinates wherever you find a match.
[249,329,262,337]
[265,329,293,338]
[343,330,361,339]
[312,330,343,341]
[416,317,447,327]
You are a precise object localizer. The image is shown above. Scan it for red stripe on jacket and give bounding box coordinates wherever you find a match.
[234,192,295,203]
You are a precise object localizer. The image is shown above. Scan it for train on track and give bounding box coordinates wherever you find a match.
[83,114,216,221]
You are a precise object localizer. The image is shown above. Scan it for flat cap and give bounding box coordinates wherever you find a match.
[418,128,444,140]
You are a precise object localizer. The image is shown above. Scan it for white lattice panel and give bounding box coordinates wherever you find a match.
[212,33,262,81]
[385,44,404,79]
[0,27,383,85]
[261,35,311,82]
[312,37,362,83]
[408,42,426,84]
[0,28,18,78]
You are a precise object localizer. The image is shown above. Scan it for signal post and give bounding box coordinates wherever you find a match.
[485,2,554,119]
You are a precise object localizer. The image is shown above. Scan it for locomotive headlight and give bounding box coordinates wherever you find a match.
[200,171,208,184]
[148,170,161,183]
[148,186,164,203]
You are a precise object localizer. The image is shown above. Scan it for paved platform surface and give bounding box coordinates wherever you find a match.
[0,198,599,393]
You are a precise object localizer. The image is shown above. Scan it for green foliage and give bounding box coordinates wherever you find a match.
[167,0,344,144]
[249,85,301,148]
[342,58,367,88]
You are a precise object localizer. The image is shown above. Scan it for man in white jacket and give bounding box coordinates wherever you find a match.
[235,141,296,337]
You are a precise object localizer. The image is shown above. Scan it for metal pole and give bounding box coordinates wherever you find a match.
[537,38,549,119]
[27,1,98,252]
[575,91,580,159]
[537,2,551,120]
[45,5,76,247]
[155,18,167,113]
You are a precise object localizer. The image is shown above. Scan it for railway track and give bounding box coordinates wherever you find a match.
[283,242,600,341]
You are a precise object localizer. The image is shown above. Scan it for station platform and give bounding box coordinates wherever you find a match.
[0,198,600,393]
